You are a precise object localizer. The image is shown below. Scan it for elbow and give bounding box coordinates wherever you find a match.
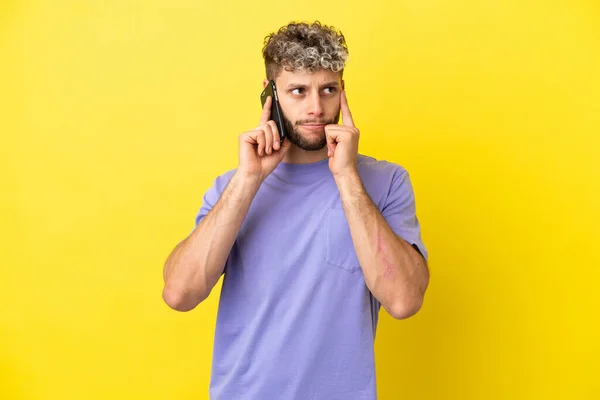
[388,263,430,319]
[162,284,207,312]
[386,296,425,320]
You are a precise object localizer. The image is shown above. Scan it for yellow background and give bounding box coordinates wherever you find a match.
[1,0,599,399]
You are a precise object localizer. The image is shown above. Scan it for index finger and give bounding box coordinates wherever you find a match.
[340,90,355,127]
[260,96,272,125]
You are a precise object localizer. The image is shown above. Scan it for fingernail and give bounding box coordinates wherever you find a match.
[274,141,280,150]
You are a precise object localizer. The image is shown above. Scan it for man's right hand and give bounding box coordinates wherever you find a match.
[237,96,291,182]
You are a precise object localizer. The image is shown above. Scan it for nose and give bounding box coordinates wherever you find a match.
[307,93,324,117]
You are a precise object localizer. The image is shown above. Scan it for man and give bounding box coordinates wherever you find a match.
[162,21,430,400]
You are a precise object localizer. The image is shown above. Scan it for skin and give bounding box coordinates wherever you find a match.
[162,67,430,318]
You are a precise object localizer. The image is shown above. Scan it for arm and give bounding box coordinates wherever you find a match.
[325,90,429,319]
[162,95,291,312]
[162,172,261,311]
[335,172,429,319]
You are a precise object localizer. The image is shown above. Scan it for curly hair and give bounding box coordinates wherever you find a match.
[262,21,349,80]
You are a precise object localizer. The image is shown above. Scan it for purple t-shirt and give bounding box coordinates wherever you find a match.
[194,154,428,400]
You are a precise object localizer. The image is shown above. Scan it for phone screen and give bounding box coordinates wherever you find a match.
[260,80,286,142]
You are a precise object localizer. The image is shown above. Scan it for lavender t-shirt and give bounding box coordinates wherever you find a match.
[194,154,428,400]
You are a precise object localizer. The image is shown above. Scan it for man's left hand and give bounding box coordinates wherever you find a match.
[325,90,360,179]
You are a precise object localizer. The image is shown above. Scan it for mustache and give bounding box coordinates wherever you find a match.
[295,119,336,125]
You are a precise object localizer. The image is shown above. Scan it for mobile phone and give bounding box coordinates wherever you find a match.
[260,80,286,142]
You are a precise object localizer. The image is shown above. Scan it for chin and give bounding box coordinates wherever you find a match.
[302,131,326,140]
[301,133,326,144]
[301,138,327,151]
[287,124,328,151]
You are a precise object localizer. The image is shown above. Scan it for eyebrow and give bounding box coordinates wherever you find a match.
[286,81,340,90]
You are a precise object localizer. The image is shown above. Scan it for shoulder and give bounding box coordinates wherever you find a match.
[357,154,409,183]
[356,154,416,209]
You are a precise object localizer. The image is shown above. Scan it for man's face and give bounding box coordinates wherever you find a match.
[269,69,343,151]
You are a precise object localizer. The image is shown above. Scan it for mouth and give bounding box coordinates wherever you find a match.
[299,124,326,131]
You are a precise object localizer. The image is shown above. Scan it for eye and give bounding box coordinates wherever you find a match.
[323,87,337,95]
[291,88,305,95]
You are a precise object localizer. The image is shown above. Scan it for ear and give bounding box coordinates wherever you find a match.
[263,79,269,89]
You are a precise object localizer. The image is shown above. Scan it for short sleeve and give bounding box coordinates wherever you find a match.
[381,168,429,262]
[193,169,236,230]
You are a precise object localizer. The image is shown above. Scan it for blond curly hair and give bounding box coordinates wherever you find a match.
[262,21,349,80]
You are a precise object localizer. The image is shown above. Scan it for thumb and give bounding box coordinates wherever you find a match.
[327,142,336,157]
[278,138,292,156]
[325,127,337,157]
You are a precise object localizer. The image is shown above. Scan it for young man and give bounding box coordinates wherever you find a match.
[163,21,430,400]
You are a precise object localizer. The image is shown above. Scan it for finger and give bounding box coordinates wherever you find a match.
[280,135,292,150]
[278,134,292,158]
[325,125,344,142]
[267,120,280,151]
[325,125,337,141]
[325,126,338,157]
[340,90,355,127]
[326,125,358,144]
[327,142,337,157]
[263,123,274,155]
[255,129,266,156]
[260,96,272,125]
[325,125,347,134]
[241,130,260,145]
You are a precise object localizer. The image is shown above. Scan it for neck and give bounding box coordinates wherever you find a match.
[282,144,329,164]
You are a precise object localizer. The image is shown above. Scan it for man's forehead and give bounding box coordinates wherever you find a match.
[277,69,341,85]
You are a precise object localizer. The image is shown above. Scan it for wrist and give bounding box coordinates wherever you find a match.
[233,170,263,192]
[333,168,360,184]
[334,169,364,199]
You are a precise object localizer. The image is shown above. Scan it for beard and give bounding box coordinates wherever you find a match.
[282,111,340,151]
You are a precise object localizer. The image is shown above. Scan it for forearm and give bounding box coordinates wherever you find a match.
[162,171,261,311]
[335,172,429,319]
